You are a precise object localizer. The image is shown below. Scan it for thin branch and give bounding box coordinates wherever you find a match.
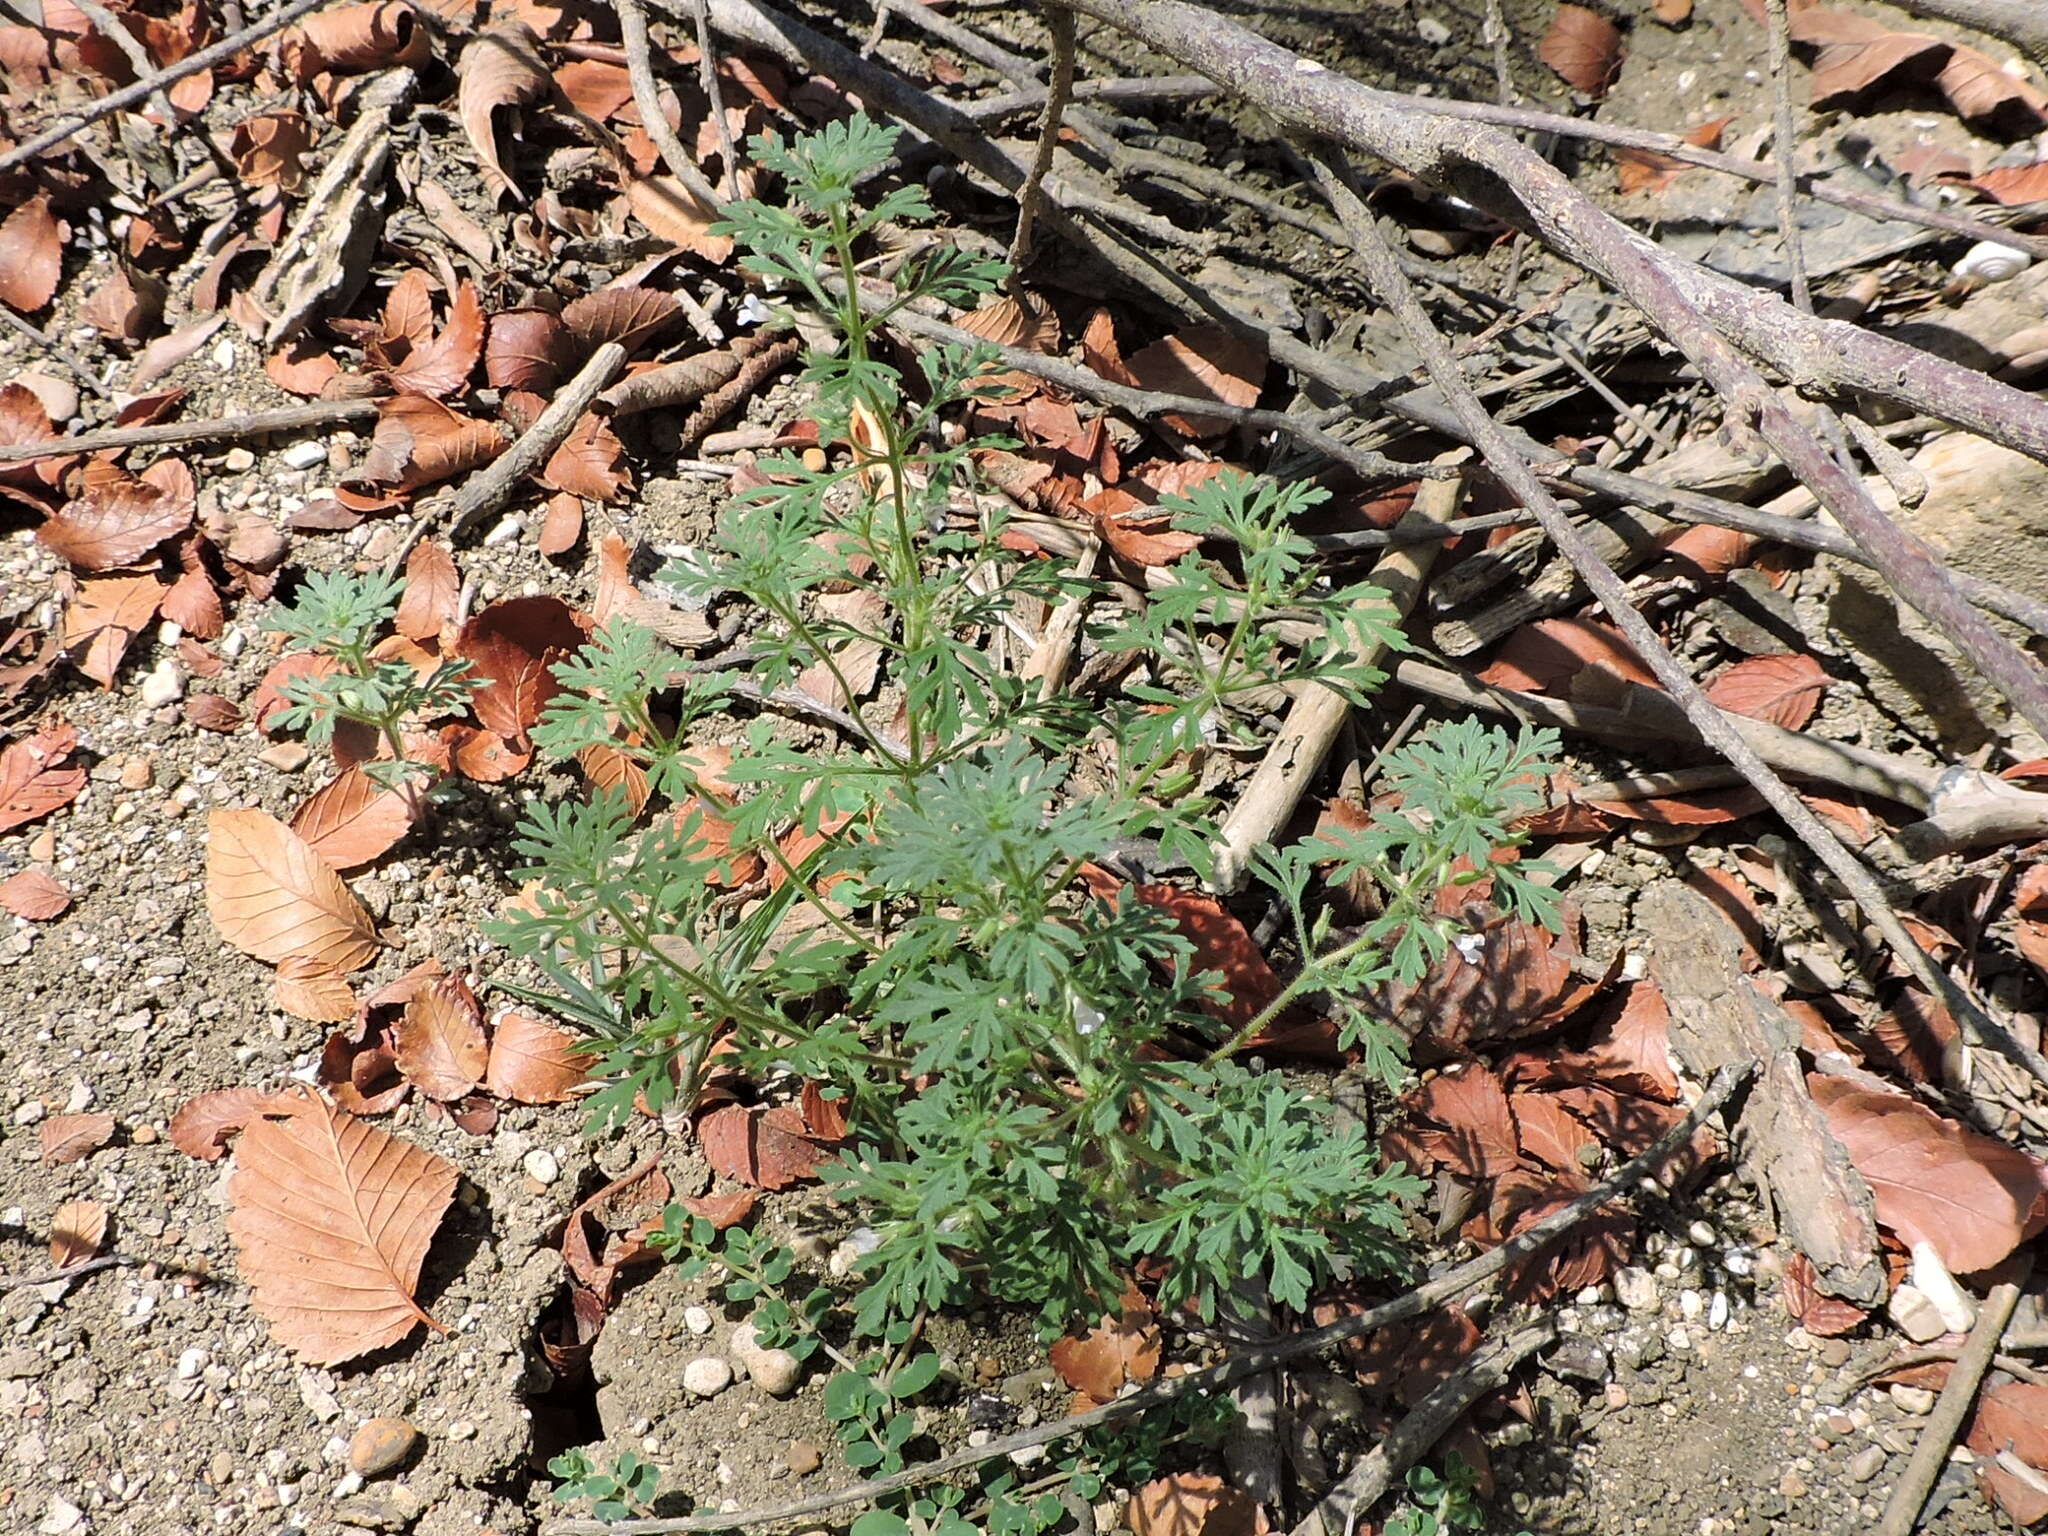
[0,397,380,463]
[691,0,740,200]
[0,0,336,177]
[1878,1259,2032,1536]
[1303,144,2048,1091]
[1007,4,1076,275]
[1763,0,1812,315]
[0,303,114,401]
[617,0,725,210]
[383,343,627,572]
[546,1061,1754,1536]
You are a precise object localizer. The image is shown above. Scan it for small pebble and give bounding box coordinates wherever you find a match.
[1779,1470,1808,1499]
[523,1149,560,1185]
[1416,14,1451,44]
[1614,1267,1658,1313]
[786,1441,821,1477]
[1679,1290,1703,1321]
[685,1356,733,1397]
[139,658,184,707]
[1848,1445,1886,1482]
[222,444,254,471]
[1666,1326,1691,1352]
[1687,1220,1717,1247]
[118,756,154,791]
[282,440,329,470]
[259,742,311,773]
[1707,1292,1730,1330]
[683,1305,714,1336]
[1890,1385,1936,1416]
[209,1449,235,1486]
[347,1418,421,1479]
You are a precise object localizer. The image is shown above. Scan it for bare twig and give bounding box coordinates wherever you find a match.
[0,397,380,463]
[617,0,726,210]
[1391,658,1939,810]
[384,343,627,572]
[1878,1259,2033,1536]
[1300,144,2048,1088]
[1007,4,1076,275]
[0,1254,131,1291]
[0,303,114,401]
[549,1062,1754,1536]
[0,0,336,177]
[1291,1320,1559,1536]
[1762,0,1812,315]
[691,0,740,200]
[1212,453,1467,892]
[961,73,1216,120]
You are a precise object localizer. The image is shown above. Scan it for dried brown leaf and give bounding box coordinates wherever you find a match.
[291,768,414,872]
[62,572,165,687]
[382,280,485,400]
[485,1011,597,1103]
[485,307,571,392]
[695,1103,828,1191]
[1809,1073,2048,1274]
[1539,4,1624,97]
[0,193,64,313]
[49,1199,107,1269]
[394,975,489,1100]
[275,954,361,1023]
[205,807,379,973]
[1704,652,1829,729]
[1050,1290,1161,1402]
[459,22,553,201]
[543,411,630,502]
[0,867,70,919]
[1938,44,2048,135]
[957,292,1061,352]
[394,539,461,641]
[562,287,679,353]
[40,474,193,570]
[225,1090,457,1364]
[622,176,734,263]
[454,595,586,744]
[1975,161,2048,205]
[0,722,85,833]
[169,1087,290,1160]
[1122,325,1264,438]
[1613,115,1731,195]
[1128,1473,1258,1536]
[231,110,315,191]
[1479,615,1658,695]
[1788,9,1948,109]
[40,1112,115,1164]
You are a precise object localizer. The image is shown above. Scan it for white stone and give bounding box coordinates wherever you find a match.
[139,657,184,707]
[39,1497,84,1535]
[176,1347,207,1379]
[1614,1267,1659,1313]
[1679,1290,1703,1321]
[1887,1284,1951,1345]
[683,1305,714,1336]
[684,1356,733,1397]
[282,440,328,471]
[522,1149,560,1186]
[1687,1221,1717,1247]
[1416,15,1451,44]
[730,1321,802,1397]
[1908,1243,1977,1335]
[1890,1384,1936,1416]
[1708,1292,1730,1331]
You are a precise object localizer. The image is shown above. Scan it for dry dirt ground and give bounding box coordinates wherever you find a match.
[5,0,2048,1533]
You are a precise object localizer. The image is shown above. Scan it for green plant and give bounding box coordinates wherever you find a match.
[548,1448,661,1523]
[1384,1455,1526,1536]
[490,115,1559,1352]
[266,569,477,794]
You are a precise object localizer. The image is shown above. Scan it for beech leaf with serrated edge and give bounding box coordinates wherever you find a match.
[225,1089,457,1364]
[206,808,380,974]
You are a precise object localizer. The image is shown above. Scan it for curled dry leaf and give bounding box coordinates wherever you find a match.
[225,1089,457,1364]
[1119,879,1285,1028]
[186,694,243,732]
[485,1011,597,1103]
[1937,44,2048,135]
[1809,1073,2048,1274]
[49,1199,108,1270]
[1050,1288,1162,1403]
[1779,1250,1869,1336]
[346,395,508,502]
[1704,652,1829,729]
[562,1157,671,1299]
[0,193,65,313]
[957,292,1061,352]
[454,595,586,744]
[543,411,630,502]
[381,280,485,400]
[231,110,315,192]
[285,0,428,78]
[459,21,554,201]
[395,975,490,1101]
[40,1112,116,1165]
[1479,615,1657,696]
[321,1023,409,1116]
[206,807,380,974]
[485,308,571,392]
[0,867,71,920]
[0,722,86,833]
[63,573,165,687]
[1540,3,1624,98]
